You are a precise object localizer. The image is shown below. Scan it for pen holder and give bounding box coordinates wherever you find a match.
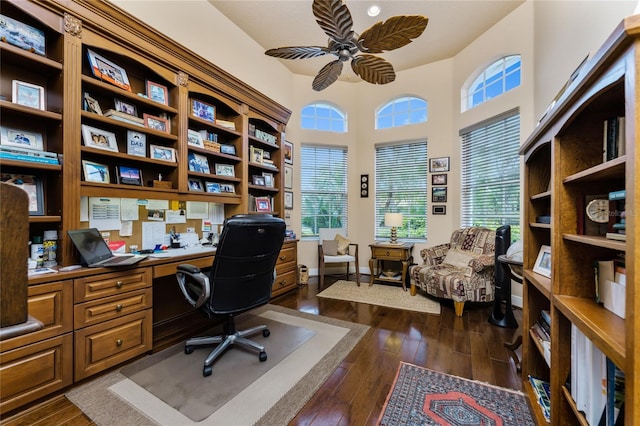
[171,242,181,249]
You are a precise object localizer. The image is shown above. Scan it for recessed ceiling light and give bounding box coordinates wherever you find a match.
[367,5,381,17]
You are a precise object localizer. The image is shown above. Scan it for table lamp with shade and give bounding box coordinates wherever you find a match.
[384,213,403,244]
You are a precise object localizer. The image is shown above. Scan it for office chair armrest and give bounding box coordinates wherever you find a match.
[176,264,210,309]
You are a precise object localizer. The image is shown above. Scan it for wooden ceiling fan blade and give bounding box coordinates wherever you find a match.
[265,46,330,60]
[351,55,396,85]
[312,60,343,91]
[358,15,429,54]
[312,0,354,43]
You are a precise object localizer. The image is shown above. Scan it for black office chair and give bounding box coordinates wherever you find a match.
[176,214,285,376]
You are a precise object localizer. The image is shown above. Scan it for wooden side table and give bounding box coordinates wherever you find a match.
[369,242,414,291]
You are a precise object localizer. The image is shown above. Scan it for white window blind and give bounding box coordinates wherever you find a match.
[300,145,348,238]
[375,141,428,240]
[460,110,520,239]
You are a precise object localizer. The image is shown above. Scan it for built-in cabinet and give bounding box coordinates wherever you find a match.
[520,15,639,425]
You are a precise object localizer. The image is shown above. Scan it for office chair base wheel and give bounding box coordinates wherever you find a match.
[262,329,270,338]
[259,351,267,362]
[185,345,194,354]
[203,365,213,377]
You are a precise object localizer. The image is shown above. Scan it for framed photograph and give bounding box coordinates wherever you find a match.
[187,152,210,173]
[126,131,146,157]
[262,150,271,160]
[429,156,450,173]
[0,173,44,215]
[533,245,552,278]
[0,14,45,56]
[205,182,221,193]
[262,172,274,188]
[81,160,110,184]
[284,165,293,189]
[188,178,204,192]
[215,163,235,177]
[220,183,235,194]
[146,80,168,105]
[255,197,271,212]
[187,129,204,148]
[284,191,293,210]
[191,99,215,122]
[12,80,45,110]
[432,187,447,203]
[431,173,447,185]
[150,144,177,162]
[144,113,170,133]
[220,144,236,156]
[81,124,118,152]
[116,165,143,186]
[114,99,137,116]
[284,140,293,164]
[86,49,131,91]
[432,205,446,215]
[250,146,263,164]
[252,175,266,186]
[0,127,44,150]
[83,93,103,115]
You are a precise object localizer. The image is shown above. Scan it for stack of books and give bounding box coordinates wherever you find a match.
[216,119,236,130]
[104,109,144,126]
[594,256,626,319]
[603,116,625,161]
[606,189,625,241]
[531,309,551,365]
[529,376,551,423]
[199,130,218,142]
[0,145,59,164]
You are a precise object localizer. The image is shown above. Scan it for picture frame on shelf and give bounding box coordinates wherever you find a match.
[144,113,170,133]
[429,156,450,172]
[146,80,168,105]
[250,146,263,164]
[262,150,271,160]
[255,197,271,212]
[188,152,210,173]
[220,183,235,194]
[431,173,447,185]
[150,144,177,162]
[81,160,110,184]
[83,93,103,115]
[81,124,119,152]
[284,191,293,210]
[215,163,235,177]
[0,173,44,215]
[205,182,221,193]
[432,205,446,215]
[1,127,44,151]
[284,165,293,189]
[191,99,215,122]
[12,80,45,110]
[115,165,143,186]
[188,178,204,192]
[187,129,204,148]
[126,131,146,157]
[252,175,266,186]
[114,98,137,116]
[284,140,293,164]
[220,144,236,156]
[262,172,274,188]
[432,187,447,202]
[0,14,45,56]
[533,245,552,278]
[86,49,132,91]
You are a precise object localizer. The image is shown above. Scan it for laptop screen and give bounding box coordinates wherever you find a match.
[67,228,113,265]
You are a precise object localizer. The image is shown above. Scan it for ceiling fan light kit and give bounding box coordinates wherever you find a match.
[265,0,428,91]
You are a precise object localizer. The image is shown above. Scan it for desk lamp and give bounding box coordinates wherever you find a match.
[385,213,403,244]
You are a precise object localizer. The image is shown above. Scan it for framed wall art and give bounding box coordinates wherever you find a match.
[1,127,44,151]
[215,163,235,177]
[284,165,293,189]
[429,156,450,173]
[250,146,263,164]
[284,140,293,164]
[150,144,177,162]
[284,191,294,210]
[87,49,131,91]
[81,160,110,184]
[262,172,274,188]
[431,173,447,185]
[12,80,45,110]
[255,197,271,212]
[220,183,235,194]
[144,113,170,133]
[205,182,221,193]
[432,205,446,215]
[252,175,266,186]
[188,178,204,192]
[220,144,236,156]
[191,99,215,122]
[432,187,447,203]
[81,124,118,152]
[146,80,168,105]
[114,98,137,116]
[187,129,204,148]
[0,173,44,215]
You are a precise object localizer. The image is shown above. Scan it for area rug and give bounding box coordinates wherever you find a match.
[317,280,440,314]
[66,304,369,426]
[378,362,534,425]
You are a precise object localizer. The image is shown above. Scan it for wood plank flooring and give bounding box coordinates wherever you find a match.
[1,276,523,425]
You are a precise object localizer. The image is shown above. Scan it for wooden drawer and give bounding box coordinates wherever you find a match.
[0,333,73,415]
[74,288,153,329]
[276,244,297,266]
[272,268,296,297]
[371,247,407,261]
[74,309,152,381]
[74,268,151,303]
[153,256,214,278]
[1,280,73,353]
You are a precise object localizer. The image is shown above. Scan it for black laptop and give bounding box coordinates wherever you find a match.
[67,228,147,267]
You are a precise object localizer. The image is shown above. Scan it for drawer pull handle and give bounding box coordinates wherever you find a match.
[116,281,123,289]
[116,339,123,346]
[115,304,123,312]
[279,280,286,286]
[279,255,287,261]
[385,251,390,256]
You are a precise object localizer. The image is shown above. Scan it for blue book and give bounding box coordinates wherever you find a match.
[0,152,59,164]
[608,190,625,200]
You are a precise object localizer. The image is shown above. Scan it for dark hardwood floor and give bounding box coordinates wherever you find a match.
[1,275,524,425]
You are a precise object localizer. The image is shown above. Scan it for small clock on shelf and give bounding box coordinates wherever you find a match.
[586,198,609,223]
[581,195,609,235]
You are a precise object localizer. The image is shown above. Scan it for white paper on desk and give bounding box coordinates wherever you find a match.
[120,198,139,221]
[89,197,121,230]
[142,221,166,250]
[166,209,187,224]
[186,201,208,219]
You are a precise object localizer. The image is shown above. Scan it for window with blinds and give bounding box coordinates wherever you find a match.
[460,109,520,239]
[300,145,348,238]
[375,141,428,240]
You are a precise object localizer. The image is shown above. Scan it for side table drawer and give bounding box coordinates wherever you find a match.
[74,309,152,380]
[74,268,151,303]
[74,287,153,329]
[371,247,406,260]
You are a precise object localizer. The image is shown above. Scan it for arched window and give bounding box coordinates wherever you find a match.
[376,96,427,129]
[463,55,521,111]
[300,103,347,132]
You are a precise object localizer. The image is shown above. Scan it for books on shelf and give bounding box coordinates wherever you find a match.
[571,324,608,425]
[607,189,625,241]
[215,119,236,130]
[529,376,551,423]
[594,258,626,319]
[0,145,59,164]
[104,109,144,125]
[602,116,625,161]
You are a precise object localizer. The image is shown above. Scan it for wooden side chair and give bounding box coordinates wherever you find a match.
[317,228,360,290]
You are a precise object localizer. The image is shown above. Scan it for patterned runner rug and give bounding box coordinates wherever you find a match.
[379,362,534,426]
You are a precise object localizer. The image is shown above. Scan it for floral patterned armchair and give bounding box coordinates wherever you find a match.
[409,227,498,316]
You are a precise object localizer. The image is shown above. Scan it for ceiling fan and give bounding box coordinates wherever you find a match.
[265,0,428,91]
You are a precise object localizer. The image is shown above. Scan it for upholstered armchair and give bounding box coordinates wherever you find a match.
[409,227,498,316]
